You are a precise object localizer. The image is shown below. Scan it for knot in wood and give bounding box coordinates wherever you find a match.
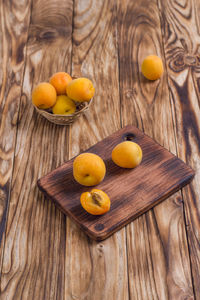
[169,53,185,72]
[124,89,137,99]
[0,188,7,205]
[185,55,197,66]
[94,224,104,231]
[169,52,199,72]
[40,29,58,41]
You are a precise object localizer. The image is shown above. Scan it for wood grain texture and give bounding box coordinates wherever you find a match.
[0,0,73,299]
[38,125,194,241]
[158,0,200,297]
[0,0,199,299]
[0,0,31,276]
[65,0,128,299]
[117,0,195,298]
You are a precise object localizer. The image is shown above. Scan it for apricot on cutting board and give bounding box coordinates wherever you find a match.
[52,95,76,115]
[49,72,72,95]
[112,141,142,168]
[80,189,111,215]
[66,78,95,102]
[32,82,57,109]
[73,153,106,186]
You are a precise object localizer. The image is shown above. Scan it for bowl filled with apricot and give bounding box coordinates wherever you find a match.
[32,72,95,125]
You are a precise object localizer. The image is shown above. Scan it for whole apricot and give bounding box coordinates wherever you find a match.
[52,95,76,115]
[66,78,95,102]
[73,153,106,186]
[141,55,163,80]
[112,141,142,168]
[80,189,110,215]
[49,72,72,95]
[32,82,57,109]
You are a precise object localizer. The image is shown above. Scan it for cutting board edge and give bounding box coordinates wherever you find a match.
[82,171,195,241]
[37,124,195,185]
[37,171,195,241]
[37,125,132,183]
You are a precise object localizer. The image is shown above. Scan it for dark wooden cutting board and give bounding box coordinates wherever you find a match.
[37,125,195,241]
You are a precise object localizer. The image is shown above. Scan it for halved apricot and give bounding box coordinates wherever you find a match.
[80,189,110,215]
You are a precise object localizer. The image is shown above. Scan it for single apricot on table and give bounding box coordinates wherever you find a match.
[80,189,111,215]
[112,141,142,168]
[49,72,72,95]
[32,82,57,109]
[66,78,95,102]
[52,95,76,115]
[73,153,106,186]
[141,55,163,80]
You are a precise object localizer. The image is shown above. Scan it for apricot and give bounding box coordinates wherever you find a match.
[52,95,76,115]
[141,55,163,80]
[32,82,57,109]
[73,153,106,186]
[66,78,95,102]
[112,141,142,168]
[49,72,72,95]
[80,189,110,215]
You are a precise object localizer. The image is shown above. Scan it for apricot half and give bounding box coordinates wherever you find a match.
[49,72,72,95]
[80,189,110,215]
[73,153,106,186]
[66,78,95,102]
[112,141,142,168]
[32,82,57,109]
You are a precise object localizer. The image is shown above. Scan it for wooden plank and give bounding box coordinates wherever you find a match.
[117,0,195,299]
[158,0,200,297]
[65,0,128,299]
[0,0,73,299]
[38,125,194,241]
[0,0,31,275]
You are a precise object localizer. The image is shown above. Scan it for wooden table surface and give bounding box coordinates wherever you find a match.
[0,0,199,299]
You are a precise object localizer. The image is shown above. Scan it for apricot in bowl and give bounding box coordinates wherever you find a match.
[32,82,57,109]
[66,77,95,102]
[52,95,76,115]
[49,72,72,95]
[32,73,94,125]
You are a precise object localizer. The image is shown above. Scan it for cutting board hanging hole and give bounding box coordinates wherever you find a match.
[123,132,135,141]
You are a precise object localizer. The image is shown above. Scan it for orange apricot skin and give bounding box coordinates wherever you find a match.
[66,78,95,102]
[32,82,57,109]
[49,72,72,95]
[73,153,106,186]
[141,55,163,80]
[112,141,142,168]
